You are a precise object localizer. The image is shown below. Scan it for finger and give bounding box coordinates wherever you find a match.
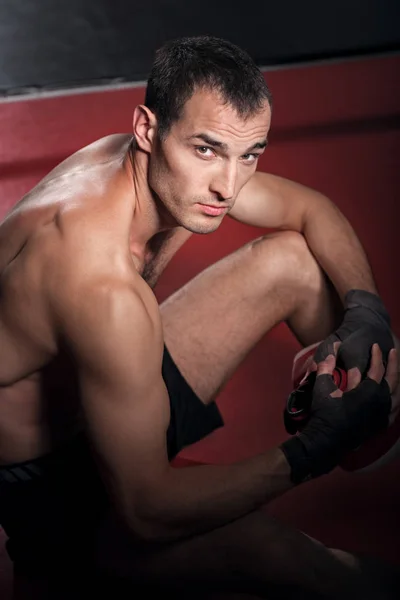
[384,348,398,395]
[366,343,385,384]
[304,360,318,379]
[306,342,341,381]
[332,340,342,356]
[345,366,362,391]
[307,341,342,375]
[299,356,317,384]
[316,353,336,377]
[313,371,339,398]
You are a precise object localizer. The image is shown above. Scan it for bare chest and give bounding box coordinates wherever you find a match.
[139,252,164,288]
[132,229,192,288]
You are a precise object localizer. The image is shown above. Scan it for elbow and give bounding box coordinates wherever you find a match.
[129,518,173,543]
[118,495,178,544]
[125,513,179,544]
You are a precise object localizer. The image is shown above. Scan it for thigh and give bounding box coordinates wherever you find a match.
[93,508,368,599]
[160,231,341,405]
[93,509,291,595]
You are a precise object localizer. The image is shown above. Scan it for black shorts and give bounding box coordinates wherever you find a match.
[163,344,224,459]
[0,345,224,571]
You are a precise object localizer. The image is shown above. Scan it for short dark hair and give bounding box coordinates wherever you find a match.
[144,35,272,138]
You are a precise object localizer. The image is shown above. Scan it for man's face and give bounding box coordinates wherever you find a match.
[148,87,271,234]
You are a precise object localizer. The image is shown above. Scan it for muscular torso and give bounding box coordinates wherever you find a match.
[0,134,191,465]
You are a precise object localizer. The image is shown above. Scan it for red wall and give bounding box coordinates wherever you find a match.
[1,54,399,561]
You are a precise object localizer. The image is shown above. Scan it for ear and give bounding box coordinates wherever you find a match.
[132,105,158,152]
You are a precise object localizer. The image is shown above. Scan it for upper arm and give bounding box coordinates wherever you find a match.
[58,277,171,530]
[229,171,328,231]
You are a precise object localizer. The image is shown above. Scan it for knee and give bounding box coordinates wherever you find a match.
[250,230,319,282]
[251,230,308,258]
[248,231,328,302]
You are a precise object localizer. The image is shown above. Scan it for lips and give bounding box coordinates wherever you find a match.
[199,204,229,209]
[197,203,229,216]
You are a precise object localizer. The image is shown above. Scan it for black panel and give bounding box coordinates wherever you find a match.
[0,0,399,95]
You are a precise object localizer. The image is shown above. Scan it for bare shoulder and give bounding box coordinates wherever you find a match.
[70,279,160,361]
[35,133,132,185]
[51,240,160,329]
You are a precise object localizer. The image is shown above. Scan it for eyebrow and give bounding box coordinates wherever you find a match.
[189,133,268,153]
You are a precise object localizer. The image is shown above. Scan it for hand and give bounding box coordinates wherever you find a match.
[280,343,398,484]
[313,289,394,377]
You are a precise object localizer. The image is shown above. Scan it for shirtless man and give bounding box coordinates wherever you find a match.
[0,35,399,599]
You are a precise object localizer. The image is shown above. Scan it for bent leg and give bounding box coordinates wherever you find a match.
[95,508,398,599]
[161,231,342,405]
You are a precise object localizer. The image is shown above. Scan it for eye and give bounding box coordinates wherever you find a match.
[196,146,215,158]
[241,153,260,164]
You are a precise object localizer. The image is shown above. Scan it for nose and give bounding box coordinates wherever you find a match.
[210,162,237,201]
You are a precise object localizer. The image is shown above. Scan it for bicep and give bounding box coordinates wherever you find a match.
[62,284,171,525]
[79,347,171,508]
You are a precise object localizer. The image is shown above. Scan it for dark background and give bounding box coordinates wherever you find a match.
[0,0,399,95]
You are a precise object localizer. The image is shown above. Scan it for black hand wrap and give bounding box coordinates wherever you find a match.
[314,289,394,375]
[280,373,391,484]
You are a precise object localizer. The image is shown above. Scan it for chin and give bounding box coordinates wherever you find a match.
[180,215,224,235]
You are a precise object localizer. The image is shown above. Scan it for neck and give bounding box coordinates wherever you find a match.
[124,138,177,250]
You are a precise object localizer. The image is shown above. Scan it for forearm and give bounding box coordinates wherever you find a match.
[133,447,294,542]
[303,195,377,301]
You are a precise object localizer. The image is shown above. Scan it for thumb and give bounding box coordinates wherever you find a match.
[314,354,342,398]
[316,353,336,377]
[304,342,341,383]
